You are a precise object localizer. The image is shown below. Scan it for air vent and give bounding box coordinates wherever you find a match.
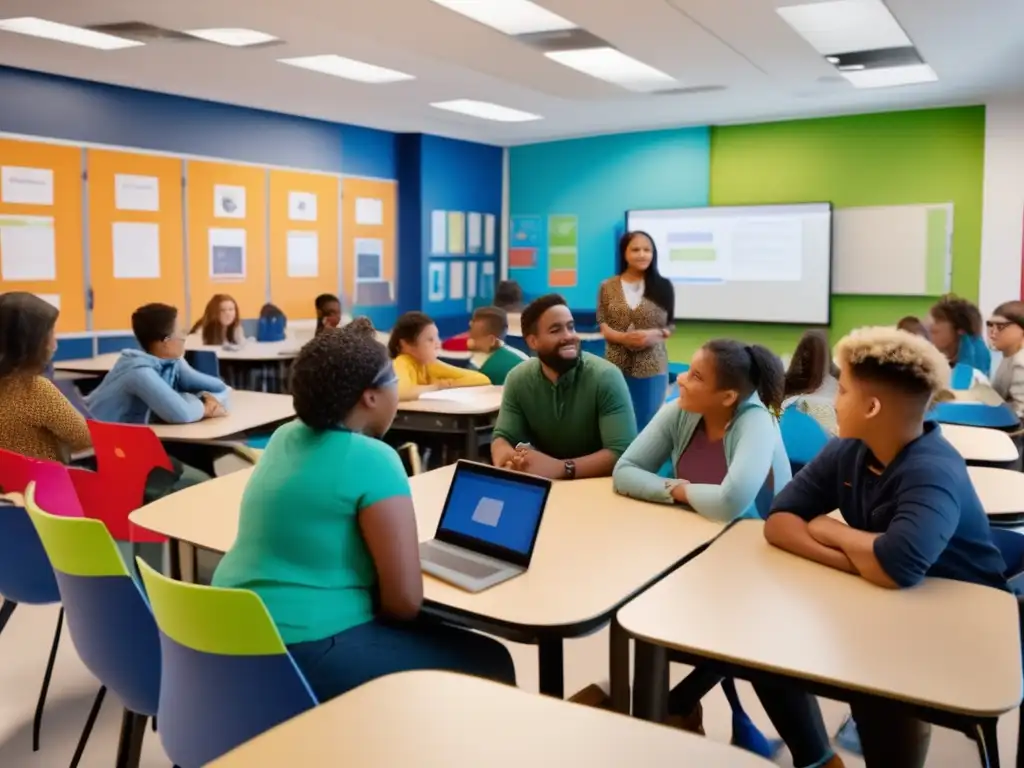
[85,22,195,43]
[650,84,726,96]
[516,28,607,53]
[829,46,922,70]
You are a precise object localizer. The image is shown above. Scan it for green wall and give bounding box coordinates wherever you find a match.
[665,106,986,362]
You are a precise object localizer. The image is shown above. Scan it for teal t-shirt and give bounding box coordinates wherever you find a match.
[212,420,411,645]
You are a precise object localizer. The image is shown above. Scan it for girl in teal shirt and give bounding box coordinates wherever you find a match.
[213,318,514,701]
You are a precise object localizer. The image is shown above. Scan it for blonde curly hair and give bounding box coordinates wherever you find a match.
[834,326,950,396]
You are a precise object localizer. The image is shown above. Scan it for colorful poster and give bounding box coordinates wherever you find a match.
[509,214,542,269]
[548,214,578,288]
[428,261,446,301]
[447,212,466,254]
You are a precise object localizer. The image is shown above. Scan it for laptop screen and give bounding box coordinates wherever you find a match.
[436,462,550,564]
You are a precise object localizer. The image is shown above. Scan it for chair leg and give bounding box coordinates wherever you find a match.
[0,599,16,635]
[69,686,107,768]
[975,717,1002,768]
[33,607,64,751]
[114,709,148,768]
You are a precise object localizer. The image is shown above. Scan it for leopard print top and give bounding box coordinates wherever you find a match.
[0,375,92,463]
[597,276,669,378]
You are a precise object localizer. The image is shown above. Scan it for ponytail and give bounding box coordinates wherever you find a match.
[704,339,785,414]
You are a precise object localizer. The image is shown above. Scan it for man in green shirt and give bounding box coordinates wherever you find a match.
[491,294,637,480]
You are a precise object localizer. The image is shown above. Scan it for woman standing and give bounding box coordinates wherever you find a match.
[598,231,675,430]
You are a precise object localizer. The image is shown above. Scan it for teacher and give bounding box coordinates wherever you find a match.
[598,231,675,430]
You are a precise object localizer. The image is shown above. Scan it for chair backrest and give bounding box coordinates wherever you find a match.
[950,363,976,391]
[0,447,33,495]
[184,350,221,379]
[136,559,317,767]
[25,484,161,716]
[0,495,60,605]
[86,421,173,515]
[0,449,85,517]
[780,407,831,468]
[929,401,1020,429]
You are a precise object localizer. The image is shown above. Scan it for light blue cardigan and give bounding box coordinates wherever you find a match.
[613,393,791,522]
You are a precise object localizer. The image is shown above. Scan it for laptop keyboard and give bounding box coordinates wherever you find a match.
[423,546,503,579]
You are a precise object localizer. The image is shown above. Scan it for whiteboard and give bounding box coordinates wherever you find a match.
[832,203,953,296]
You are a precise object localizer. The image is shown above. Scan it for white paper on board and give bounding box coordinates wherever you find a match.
[115,174,159,212]
[1,166,53,206]
[209,228,247,279]
[428,262,446,301]
[355,238,384,281]
[468,212,483,253]
[355,197,383,226]
[286,231,319,278]
[430,210,447,255]
[467,260,478,300]
[0,215,56,281]
[288,191,317,222]
[482,261,495,276]
[449,261,465,300]
[484,214,496,256]
[35,293,61,311]
[214,185,246,219]
[113,221,161,279]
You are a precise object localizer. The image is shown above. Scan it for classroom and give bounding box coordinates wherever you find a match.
[1,2,1024,767]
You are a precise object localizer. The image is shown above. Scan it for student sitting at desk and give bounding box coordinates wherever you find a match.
[212,318,515,701]
[0,292,92,463]
[315,293,342,335]
[190,293,245,346]
[466,306,528,385]
[765,326,1009,768]
[928,294,991,378]
[987,300,1024,419]
[491,294,636,480]
[782,330,838,436]
[389,311,490,400]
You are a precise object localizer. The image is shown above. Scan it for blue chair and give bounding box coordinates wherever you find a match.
[136,558,318,768]
[950,363,976,391]
[929,401,1020,430]
[668,362,690,385]
[780,407,831,472]
[25,484,161,768]
[184,349,221,379]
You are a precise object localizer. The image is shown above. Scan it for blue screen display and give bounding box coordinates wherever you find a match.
[439,470,547,555]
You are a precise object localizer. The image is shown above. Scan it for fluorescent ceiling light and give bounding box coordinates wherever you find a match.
[431,99,542,122]
[777,0,911,55]
[0,17,143,50]
[545,47,676,92]
[842,63,937,89]
[185,28,277,47]
[278,55,414,84]
[429,0,576,35]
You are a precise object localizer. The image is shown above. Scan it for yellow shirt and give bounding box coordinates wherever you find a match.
[392,354,489,400]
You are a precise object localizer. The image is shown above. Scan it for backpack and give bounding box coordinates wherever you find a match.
[256,304,287,342]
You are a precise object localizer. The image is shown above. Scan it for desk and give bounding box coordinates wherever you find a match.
[392,385,503,459]
[941,424,1019,468]
[148,391,294,442]
[130,464,724,703]
[208,671,771,768]
[53,353,120,374]
[618,520,1022,766]
[969,466,1024,524]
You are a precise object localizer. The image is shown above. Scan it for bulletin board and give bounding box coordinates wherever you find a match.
[87,150,186,330]
[268,170,340,319]
[185,160,267,322]
[341,177,396,310]
[0,138,86,332]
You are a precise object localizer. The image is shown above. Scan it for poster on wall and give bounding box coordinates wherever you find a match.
[467,212,483,254]
[115,174,160,212]
[1,166,53,206]
[430,210,447,255]
[449,260,465,300]
[428,262,446,302]
[355,197,383,226]
[286,231,319,278]
[0,214,56,281]
[288,191,318,222]
[113,222,161,279]
[214,185,246,219]
[509,214,541,269]
[209,228,246,279]
[484,214,496,256]
[447,212,466,255]
[548,214,578,288]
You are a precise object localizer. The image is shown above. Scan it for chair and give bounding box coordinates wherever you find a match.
[950,363,976,390]
[780,407,831,472]
[929,401,1020,430]
[184,349,220,379]
[136,559,318,768]
[25,484,161,768]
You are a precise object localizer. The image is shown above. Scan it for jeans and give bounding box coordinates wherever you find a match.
[849,701,931,767]
[625,373,670,432]
[288,618,516,702]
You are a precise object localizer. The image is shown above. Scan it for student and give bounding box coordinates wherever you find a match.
[212,318,515,701]
[493,280,524,313]
[315,293,342,335]
[466,306,528,385]
[389,312,490,400]
[896,315,930,340]
[192,294,244,346]
[765,326,1008,768]
[491,294,637,480]
[987,300,1024,418]
[0,292,91,463]
[87,303,230,426]
[928,294,991,376]
[782,329,838,435]
[598,231,675,431]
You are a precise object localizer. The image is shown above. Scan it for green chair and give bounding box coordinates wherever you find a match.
[136,559,317,768]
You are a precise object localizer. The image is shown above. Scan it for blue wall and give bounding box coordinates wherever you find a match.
[508,127,711,309]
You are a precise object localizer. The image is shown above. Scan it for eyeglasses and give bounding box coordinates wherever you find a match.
[986,319,1020,332]
[371,365,399,389]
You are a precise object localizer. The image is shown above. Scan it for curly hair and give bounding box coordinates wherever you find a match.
[834,326,949,398]
[930,294,982,336]
[291,317,390,430]
[388,311,434,358]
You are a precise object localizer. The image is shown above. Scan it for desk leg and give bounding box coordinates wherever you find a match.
[464,416,477,460]
[537,638,565,698]
[974,717,1001,768]
[631,639,668,722]
[609,616,630,714]
[168,541,197,583]
[167,539,182,580]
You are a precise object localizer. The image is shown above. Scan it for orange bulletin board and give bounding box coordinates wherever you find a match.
[268,170,339,319]
[87,150,185,331]
[342,177,396,309]
[185,160,267,323]
[0,138,86,333]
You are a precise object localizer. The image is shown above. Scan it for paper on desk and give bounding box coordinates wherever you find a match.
[356,197,383,225]
[115,174,159,212]
[419,387,486,403]
[1,166,53,206]
[113,221,161,279]
[0,215,56,281]
[286,231,319,278]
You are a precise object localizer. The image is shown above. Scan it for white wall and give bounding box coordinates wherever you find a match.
[979,99,1024,316]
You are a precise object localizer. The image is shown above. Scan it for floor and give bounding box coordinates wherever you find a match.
[0,600,1015,767]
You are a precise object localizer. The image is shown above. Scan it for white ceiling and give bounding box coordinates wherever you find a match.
[1,0,1022,146]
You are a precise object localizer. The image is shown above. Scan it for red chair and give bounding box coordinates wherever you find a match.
[0,449,84,517]
[441,331,471,352]
[0,447,33,496]
[74,421,173,544]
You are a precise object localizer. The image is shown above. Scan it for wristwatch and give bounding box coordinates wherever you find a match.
[563,460,576,480]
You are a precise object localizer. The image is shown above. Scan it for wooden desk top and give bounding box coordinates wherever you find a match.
[968,466,1024,516]
[208,671,772,768]
[618,519,1022,717]
[939,423,1018,463]
[130,463,723,631]
[148,391,294,442]
[398,385,504,415]
[53,353,121,373]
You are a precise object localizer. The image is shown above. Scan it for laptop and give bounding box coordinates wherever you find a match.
[420,461,551,593]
